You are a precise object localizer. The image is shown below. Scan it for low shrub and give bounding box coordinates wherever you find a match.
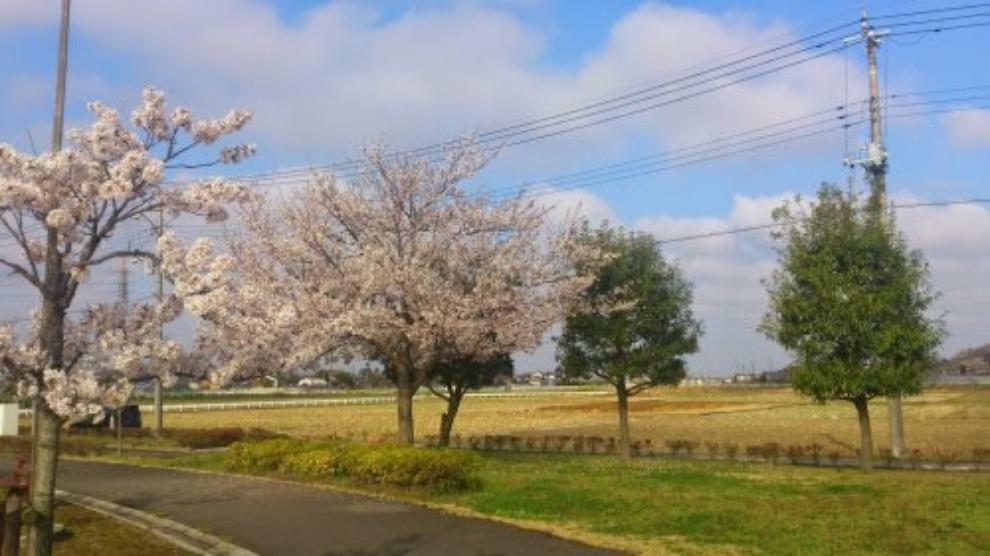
[908,449,924,469]
[349,445,481,492]
[605,438,616,454]
[667,439,699,456]
[167,427,282,449]
[225,438,321,471]
[224,438,481,492]
[572,436,586,454]
[746,442,782,463]
[785,445,806,464]
[705,442,720,458]
[807,443,823,465]
[631,441,643,456]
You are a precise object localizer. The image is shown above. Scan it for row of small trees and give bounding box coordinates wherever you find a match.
[548,185,943,470]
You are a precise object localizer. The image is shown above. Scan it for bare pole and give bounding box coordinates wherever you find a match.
[862,12,887,211]
[860,10,904,459]
[116,254,129,456]
[153,207,165,435]
[29,1,72,554]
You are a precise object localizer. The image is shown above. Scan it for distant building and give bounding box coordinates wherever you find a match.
[731,373,759,384]
[297,377,329,388]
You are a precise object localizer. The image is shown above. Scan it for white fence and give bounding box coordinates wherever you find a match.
[17,388,611,416]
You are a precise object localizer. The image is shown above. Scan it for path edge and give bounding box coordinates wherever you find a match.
[67,457,645,554]
[56,489,258,556]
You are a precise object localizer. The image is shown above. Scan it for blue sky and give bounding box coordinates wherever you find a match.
[2,1,989,375]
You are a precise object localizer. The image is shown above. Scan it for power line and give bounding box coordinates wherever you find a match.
[653,198,990,245]
[161,5,990,189]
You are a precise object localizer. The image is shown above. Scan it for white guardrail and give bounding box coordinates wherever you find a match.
[17,389,610,416]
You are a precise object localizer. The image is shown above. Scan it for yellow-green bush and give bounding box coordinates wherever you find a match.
[225,439,481,491]
[350,445,481,491]
[225,438,322,471]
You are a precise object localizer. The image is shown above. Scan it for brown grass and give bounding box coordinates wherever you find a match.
[162,386,990,459]
[53,501,193,555]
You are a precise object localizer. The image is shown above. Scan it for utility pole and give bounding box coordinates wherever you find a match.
[153,207,165,435]
[850,11,905,459]
[117,253,130,305]
[31,2,71,554]
[116,253,130,456]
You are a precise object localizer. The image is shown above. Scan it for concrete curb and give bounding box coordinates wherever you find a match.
[56,490,257,556]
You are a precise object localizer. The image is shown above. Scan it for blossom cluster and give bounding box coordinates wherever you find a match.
[0,296,190,420]
[0,88,254,419]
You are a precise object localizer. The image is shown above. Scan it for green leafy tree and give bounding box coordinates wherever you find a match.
[428,353,513,447]
[760,185,943,469]
[557,226,701,458]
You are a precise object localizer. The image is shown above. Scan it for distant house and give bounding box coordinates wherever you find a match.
[681,376,731,387]
[297,377,329,388]
[938,343,990,376]
[731,373,759,384]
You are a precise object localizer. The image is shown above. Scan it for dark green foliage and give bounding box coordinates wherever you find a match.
[431,353,512,395]
[558,224,701,457]
[761,185,944,403]
[429,353,513,446]
[558,225,701,391]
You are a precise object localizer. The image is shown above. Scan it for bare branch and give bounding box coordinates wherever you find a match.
[0,256,42,290]
[88,249,158,268]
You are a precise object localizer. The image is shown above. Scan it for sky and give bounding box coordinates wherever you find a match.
[2,0,989,376]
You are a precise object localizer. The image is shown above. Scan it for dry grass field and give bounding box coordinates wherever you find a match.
[163,386,990,459]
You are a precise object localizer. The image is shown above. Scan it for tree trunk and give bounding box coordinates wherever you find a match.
[27,404,61,556]
[437,389,464,448]
[616,378,632,459]
[395,367,415,445]
[853,397,874,471]
[887,396,904,458]
[29,228,66,556]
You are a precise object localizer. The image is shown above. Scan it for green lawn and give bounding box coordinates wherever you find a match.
[106,449,989,555]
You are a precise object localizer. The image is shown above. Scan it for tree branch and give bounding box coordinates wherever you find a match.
[88,249,158,268]
[0,256,42,290]
[166,159,221,170]
[425,382,451,402]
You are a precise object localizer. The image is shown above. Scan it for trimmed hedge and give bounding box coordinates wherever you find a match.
[224,439,481,492]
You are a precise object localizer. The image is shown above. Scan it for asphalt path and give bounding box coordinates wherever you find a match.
[58,460,621,556]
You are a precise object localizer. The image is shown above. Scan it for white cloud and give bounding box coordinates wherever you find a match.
[634,193,789,374]
[0,0,54,31]
[5,1,863,167]
[631,192,990,375]
[535,187,617,225]
[944,109,990,148]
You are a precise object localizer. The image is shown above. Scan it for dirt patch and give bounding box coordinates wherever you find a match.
[538,399,778,415]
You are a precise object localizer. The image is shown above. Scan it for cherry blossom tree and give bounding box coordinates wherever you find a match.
[1,297,189,421]
[0,87,253,553]
[165,142,597,444]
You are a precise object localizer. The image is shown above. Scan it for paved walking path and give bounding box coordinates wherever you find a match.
[59,460,620,556]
